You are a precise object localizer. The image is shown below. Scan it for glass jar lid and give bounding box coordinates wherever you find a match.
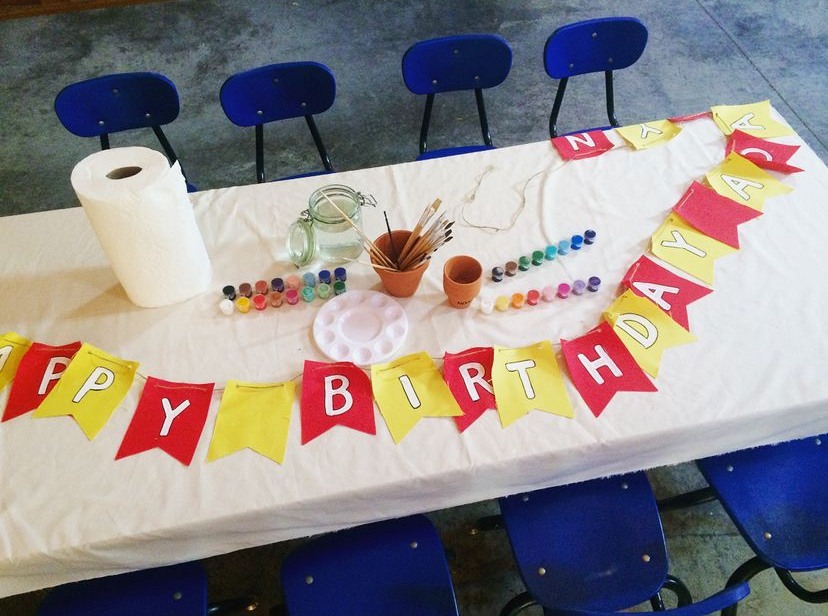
[286,217,316,267]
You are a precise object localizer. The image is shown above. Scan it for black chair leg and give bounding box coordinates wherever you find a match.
[662,574,692,606]
[650,590,666,610]
[468,514,504,534]
[656,487,717,512]
[722,556,771,616]
[775,568,828,603]
[499,591,537,616]
[207,595,259,614]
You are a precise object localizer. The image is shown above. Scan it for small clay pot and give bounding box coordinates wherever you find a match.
[443,255,482,308]
[372,230,429,297]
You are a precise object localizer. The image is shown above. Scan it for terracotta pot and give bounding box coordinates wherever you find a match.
[371,230,429,297]
[443,255,482,308]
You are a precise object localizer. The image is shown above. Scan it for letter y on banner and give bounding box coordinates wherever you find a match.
[301,360,375,444]
[443,347,496,432]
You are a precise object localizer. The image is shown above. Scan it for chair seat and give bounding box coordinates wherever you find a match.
[697,435,828,571]
[416,144,495,161]
[186,181,198,193]
[271,169,335,182]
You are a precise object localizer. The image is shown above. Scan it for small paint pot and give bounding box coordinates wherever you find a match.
[235,296,251,313]
[319,270,332,285]
[571,235,584,251]
[584,229,597,245]
[301,286,315,302]
[511,293,525,309]
[518,256,530,271]
[495,295,510,312]
[531,250,544,266]
[557,283,571,299]
[317,283,332,299]
[505,261,518,277]
[333,280,346,295]
[443,255,483,309]
[302,272,316,288]
[492,266,504,282]
[285,289,300,305]
[253,294,268,310]
[271,277,285,293]
[557,240,570,255]
[238,282,253,298]
[588,276,601,292]
[480,298,494,314]
[269,291,283,307]
[334,267,347,282]
[527,289,540,306]
[222,285,236,300]
[541,285,556,302]
[255,280,269,295]
[544,245,557,261]
[572,280,587,295]
[286,275,301,290]
[219,299,234,315]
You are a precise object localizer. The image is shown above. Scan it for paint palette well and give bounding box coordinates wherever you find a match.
[312,290,409,365]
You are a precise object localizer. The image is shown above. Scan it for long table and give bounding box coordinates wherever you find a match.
[1,108,827,597]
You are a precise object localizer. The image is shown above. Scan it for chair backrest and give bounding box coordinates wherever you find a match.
[37,562,208,616]
[281,514,459,616]
[499,472,668,611]
[55,72,180,137]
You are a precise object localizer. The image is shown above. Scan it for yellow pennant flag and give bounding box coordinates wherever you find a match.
[33,342,138,439]
[706,153,792,212]
[605,291,697,378]
[615,119,681,150]
[491,341,573,428]
[207,380,294,463]
[371,352,462,443]
[0,332,32,393]
[711,100,793,138]
[651,214,737,285]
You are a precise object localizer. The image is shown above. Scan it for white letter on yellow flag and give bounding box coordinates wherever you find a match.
[711,100,794,138]
[605,291,697,378]
[651,214,737,285]
[491,341,573,428]
[615,119,681,150]
[706,153,792,212]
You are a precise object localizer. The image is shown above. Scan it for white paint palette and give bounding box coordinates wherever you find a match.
[312,290,409,365]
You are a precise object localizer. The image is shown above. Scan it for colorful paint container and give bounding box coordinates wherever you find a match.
[531,251,544,266]
[557,240,570,255]
[542,285,556,302]
[511,293,525,309]
[544,245,557,261]
[588,276,601,292]
[492,266,504,282]
[495,295,510,312]
[301,286,315,302]
[302,272,316,288]
[584,229,597,245]
[286,275,301,291]
[571,235,584,251]
[219,299,234,315]
[505,261,518,277]
[222,285,236,300]
[253,294,268,310]
[317,283,332,299]
[235,296,251,313]
[333,280,346,295]
[527,289,540,306]
[319,270,332,285]
[269,291,283,307]
[255,280,269,295]
[285,289,300,305]
[238,282,253,298]
[480,298,494,314]
[271,277,285,293]
[572,280,587,295]
[518,256,530,271]
[334,267,347,282]
[557,283,571,299]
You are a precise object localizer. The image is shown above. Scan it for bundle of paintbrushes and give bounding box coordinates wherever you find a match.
[391,198,454,271]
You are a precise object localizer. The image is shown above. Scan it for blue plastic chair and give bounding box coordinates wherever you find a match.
[402,34,512,160]
[544,17,648,137]
[54,72,197,192]
[37,561,258,615]
[280,514,459,616]
[498,472,750,615]
[696,434,828,615]
[220,62,336,183]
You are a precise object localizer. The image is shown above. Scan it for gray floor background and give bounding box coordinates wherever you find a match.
[1,0,826,614]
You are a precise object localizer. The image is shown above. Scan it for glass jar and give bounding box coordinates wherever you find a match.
[287,185,374,267]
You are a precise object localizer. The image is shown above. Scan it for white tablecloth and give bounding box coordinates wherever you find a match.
[1,109,827,597]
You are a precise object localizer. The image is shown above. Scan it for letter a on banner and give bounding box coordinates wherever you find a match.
[116,377,214,466]
[300,360,376,444]
[622,256,712,330]
[33,343,138,439]
[491,341,573,427]
[561,322,656,417]
[706,153,792,212]
[726,130,802,174]
[672,181,762,249]
[604,291,697,377]
[3,341,81,421]
[615,119,681,149]
[207,380,294,464]
[551,130,614,160]
[371,352,462,443]
[711,100,793,138]
[443,347,496,432]
[651,214,736,285]
[0,332,32,394]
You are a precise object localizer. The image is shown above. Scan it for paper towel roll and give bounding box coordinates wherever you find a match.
[71,146,212,308]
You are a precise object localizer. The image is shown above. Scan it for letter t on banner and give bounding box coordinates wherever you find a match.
[300,360,376,444]
[443,347,496,432]
[562,322,656,417]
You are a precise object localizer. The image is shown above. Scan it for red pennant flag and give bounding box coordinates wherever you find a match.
[622,256,712,330]
[115,377,214,466]
[300,360,376,444]
[672,181,762,248]
[551,130,614,160]
[726,130,803,174]
[668,110,712,123]
[561,322,656,417]
[443,347,496,432]
[3,341,82,422]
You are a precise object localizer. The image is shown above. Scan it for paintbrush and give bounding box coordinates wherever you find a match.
[383,211,401,269]
[319,190,396,268]
[397,198,442,265]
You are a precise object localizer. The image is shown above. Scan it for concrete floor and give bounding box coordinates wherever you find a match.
[1,0,827,614]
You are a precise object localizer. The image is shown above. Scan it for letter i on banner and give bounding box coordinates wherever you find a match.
[116,377,214,466]
[706,153,792,212]
[300,360,376,444]
[3,341,82,421]
[443,347,496,432]
[207,380,295,464]
[371,352,462,443]
[561,322,656,417]
[491,341,572,428]
[33,343,139,439]
[0,332,32,394]
[551,130,614,160]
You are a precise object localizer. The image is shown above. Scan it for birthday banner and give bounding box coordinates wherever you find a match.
[0,102,804,464]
